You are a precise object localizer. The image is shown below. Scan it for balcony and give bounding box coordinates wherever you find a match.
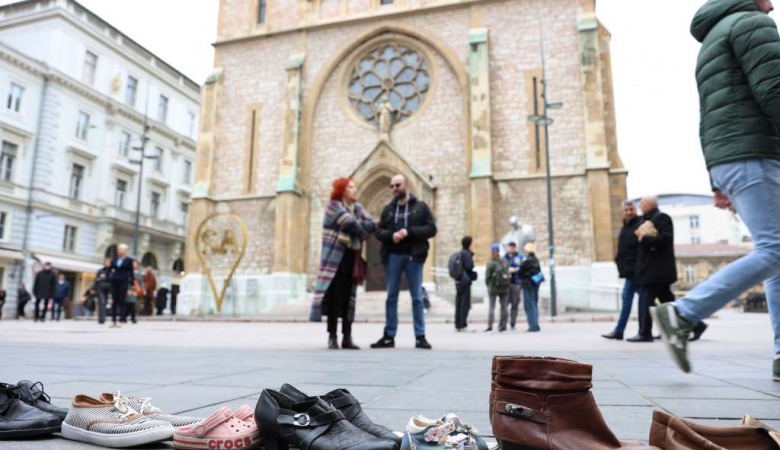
[102,205,186,238]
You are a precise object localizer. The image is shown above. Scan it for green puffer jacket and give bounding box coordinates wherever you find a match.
[692,0,780,172]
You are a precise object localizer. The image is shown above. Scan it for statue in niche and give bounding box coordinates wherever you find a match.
[500,215,536,257]
[378,97,396,142]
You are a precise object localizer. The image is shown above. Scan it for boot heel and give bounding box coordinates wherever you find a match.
[262,429,289,450]
[498,440,534,450]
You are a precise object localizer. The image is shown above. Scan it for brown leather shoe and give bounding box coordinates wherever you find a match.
[328,333,339,350]
[490,356,658,450]
[650,410,780,449]
[341,335,360,350]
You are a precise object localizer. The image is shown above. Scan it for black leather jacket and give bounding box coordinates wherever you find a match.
[375,194,437,264]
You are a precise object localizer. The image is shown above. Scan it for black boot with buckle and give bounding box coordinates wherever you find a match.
[280,384,402,447]
[255,389,398,450]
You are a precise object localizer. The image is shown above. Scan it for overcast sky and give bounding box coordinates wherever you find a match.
[3,0,772,198]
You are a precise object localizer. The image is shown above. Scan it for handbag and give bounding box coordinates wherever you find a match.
[352,253,367,285]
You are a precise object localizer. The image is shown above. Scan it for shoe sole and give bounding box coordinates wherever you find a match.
[173,431,261,449]
[0,425,60,439]
[62,422,173,448]
[774,374,780,382]
[651,307,692,373]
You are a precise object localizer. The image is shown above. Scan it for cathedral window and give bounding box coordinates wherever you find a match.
[347,43,430,126]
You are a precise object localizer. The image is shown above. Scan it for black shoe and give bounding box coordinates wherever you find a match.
[626,335,654,343]
[12,381,68,421]
[255,389,397,450]
[690,322,708,342]
[280,384,402,448]
[498,327,507,332]
[484,327,493,333]
[415,335,432,350]
[0,385,61,438]
[601,331,624,340]
[370,334,395,349]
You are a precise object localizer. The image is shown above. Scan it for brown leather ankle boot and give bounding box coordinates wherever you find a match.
[328,333,339,350]
[650,410,780,449]
[491,356,658,450]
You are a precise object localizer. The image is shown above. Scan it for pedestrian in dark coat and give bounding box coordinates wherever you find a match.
[32,263,56,322]
[603,201,642,340]
[454,236,475,332]
[156,286,169,316]
[110,244,135,328]
[630,197,677,342]
[95,259,112,324]
[519,243,542,332]
[16,283,31,319]
[51,273,70,321]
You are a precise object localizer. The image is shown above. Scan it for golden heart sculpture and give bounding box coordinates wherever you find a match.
[194,213,248,313]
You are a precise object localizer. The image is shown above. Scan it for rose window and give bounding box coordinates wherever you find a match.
[347,43,431,125]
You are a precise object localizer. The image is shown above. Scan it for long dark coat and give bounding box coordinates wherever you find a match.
[635,208,678,286]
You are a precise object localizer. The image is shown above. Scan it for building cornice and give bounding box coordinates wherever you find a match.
[214,0,573,47]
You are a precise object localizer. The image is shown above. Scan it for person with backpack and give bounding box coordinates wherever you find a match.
[451,236,476,332]
[519,243,542,332]
[485,243,511,332]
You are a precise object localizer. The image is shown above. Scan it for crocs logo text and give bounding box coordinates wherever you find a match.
[207,437,252,449]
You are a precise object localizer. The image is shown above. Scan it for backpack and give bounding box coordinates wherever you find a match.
[491,261,511,290]
[448,251,464,280]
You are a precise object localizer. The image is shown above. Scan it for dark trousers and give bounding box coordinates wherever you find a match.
[111,282,128,324]
[614,278,638,334]
[454,282,471,330]
[34,297,48,321]
[124,300,137,323]
[16,300,27,319]
[143,295,153,316]
[509,284,522,327]
[637,283,675,338]
[325,270,353,336]
[51,298,65,321]
[97,286,110,324]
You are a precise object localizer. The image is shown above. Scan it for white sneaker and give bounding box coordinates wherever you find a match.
[62,395,173,448]
[101,392,203,428]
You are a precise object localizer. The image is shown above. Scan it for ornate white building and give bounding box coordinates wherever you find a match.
[0,0,199,317]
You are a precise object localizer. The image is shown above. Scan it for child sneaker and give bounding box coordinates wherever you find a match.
[61,395,173,448]
[101,392,203,428]
[401,413,489,450]
[173,406,261,450]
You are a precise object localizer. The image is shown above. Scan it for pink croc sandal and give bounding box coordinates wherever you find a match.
[233,405,255,424]
[173,406,261,450]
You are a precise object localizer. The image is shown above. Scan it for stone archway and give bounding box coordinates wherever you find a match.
[352,141,436,291]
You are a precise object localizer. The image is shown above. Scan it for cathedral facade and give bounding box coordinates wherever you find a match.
[181,0,627,315]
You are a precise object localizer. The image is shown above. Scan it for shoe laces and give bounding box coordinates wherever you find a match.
[24,381,52,403]
[111,395,138,421]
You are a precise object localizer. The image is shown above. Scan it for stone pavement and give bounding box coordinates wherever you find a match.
[1,309,778,449]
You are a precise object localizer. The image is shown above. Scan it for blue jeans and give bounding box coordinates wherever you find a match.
[384,253,426,337]
[523,287,540,331]
[614,278,637,334]
[676,159,780,354]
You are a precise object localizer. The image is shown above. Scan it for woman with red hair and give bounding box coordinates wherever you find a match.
[310,178,376,349]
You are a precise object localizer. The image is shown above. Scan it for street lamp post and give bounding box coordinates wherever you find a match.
[129,121,156,258]
[528,27,563,317]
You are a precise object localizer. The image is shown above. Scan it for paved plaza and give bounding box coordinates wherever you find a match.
[1,309,778,449]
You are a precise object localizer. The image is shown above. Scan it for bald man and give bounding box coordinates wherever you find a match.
[371,174,437,350]
[630,196,677,343]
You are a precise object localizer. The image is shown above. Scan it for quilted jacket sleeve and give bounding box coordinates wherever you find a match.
[731,13,780,126]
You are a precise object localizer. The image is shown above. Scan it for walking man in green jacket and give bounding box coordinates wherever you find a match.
[655,0,780,381]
